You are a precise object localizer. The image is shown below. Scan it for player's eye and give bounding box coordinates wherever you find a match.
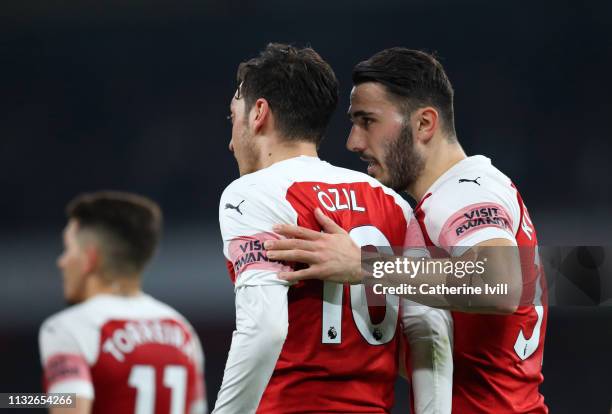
[362,118,373,128]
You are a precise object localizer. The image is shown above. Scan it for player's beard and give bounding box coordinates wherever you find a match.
[381,123,425,192]
[237,126,260,176]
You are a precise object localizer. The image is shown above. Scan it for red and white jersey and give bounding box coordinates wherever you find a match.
[39,293,207,414]
[218,155,435,413]
[414,155,548,413]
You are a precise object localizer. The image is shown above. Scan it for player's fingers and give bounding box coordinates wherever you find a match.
[264,238,317,252]
[314,208,346,234]
[272,224,321,240]
[278,267,318,282]
[267,249,317,264]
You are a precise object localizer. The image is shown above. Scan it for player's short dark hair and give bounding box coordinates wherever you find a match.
[353,48,456,136]
[236,43,339,146]
[66,191,162,276]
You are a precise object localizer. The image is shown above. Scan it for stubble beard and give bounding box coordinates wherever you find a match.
[382,124,425,193]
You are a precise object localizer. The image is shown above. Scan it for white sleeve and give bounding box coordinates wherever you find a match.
[212,285,289,414]
[401,302,453,414]
[38,316,94,399]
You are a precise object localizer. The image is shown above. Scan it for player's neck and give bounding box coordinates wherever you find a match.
[84,274,142,300]
[257,138,318,170]
[409,139,467,201]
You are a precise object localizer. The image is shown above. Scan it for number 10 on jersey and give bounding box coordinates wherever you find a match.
[322,225,399,345]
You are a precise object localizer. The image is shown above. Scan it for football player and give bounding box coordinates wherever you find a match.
[265,48,548,414]
[39,191,207,414]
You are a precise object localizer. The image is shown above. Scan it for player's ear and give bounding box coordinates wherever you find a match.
[413,106,438,144]
[83,245,101,275]
[251,98,270,134]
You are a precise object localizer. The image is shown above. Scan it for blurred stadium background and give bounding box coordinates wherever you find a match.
[2,1,611,412]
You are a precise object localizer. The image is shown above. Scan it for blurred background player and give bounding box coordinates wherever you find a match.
[39,191,207,414]
[213,43,452,414]
[266,48,548,413]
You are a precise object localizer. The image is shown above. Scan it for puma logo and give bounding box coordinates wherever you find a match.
[459,177,481,186]
[225,200,245,215]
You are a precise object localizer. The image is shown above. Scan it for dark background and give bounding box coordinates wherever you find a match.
[1,1,611,413]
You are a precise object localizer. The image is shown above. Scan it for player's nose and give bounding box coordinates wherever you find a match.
[346,126,366,153]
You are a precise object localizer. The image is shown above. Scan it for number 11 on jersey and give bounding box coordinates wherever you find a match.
[128,365,187,414]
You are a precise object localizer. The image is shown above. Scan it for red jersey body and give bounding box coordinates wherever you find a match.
[414,155,548,413]
[219,156,426,413]
[39,294,207,414]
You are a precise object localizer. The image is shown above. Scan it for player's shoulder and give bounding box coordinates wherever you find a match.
[219,173,297,236]
[219,156,335,232]
[219,158,296,211]
[40,300,96,336]
[220,156,308,200]
[39,295,122,342]
[424,155,518,214]
[38,300,102,363]
[220,172,262,201]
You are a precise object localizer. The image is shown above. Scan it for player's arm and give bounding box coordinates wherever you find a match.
[265,208,523,314]
[39,319,94,414]
[214,183,292,413]
[368,237,522,313]
[452,238,522,313]
[401,303,453,414]
[399,219,453,414]
[212,283,289,414]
